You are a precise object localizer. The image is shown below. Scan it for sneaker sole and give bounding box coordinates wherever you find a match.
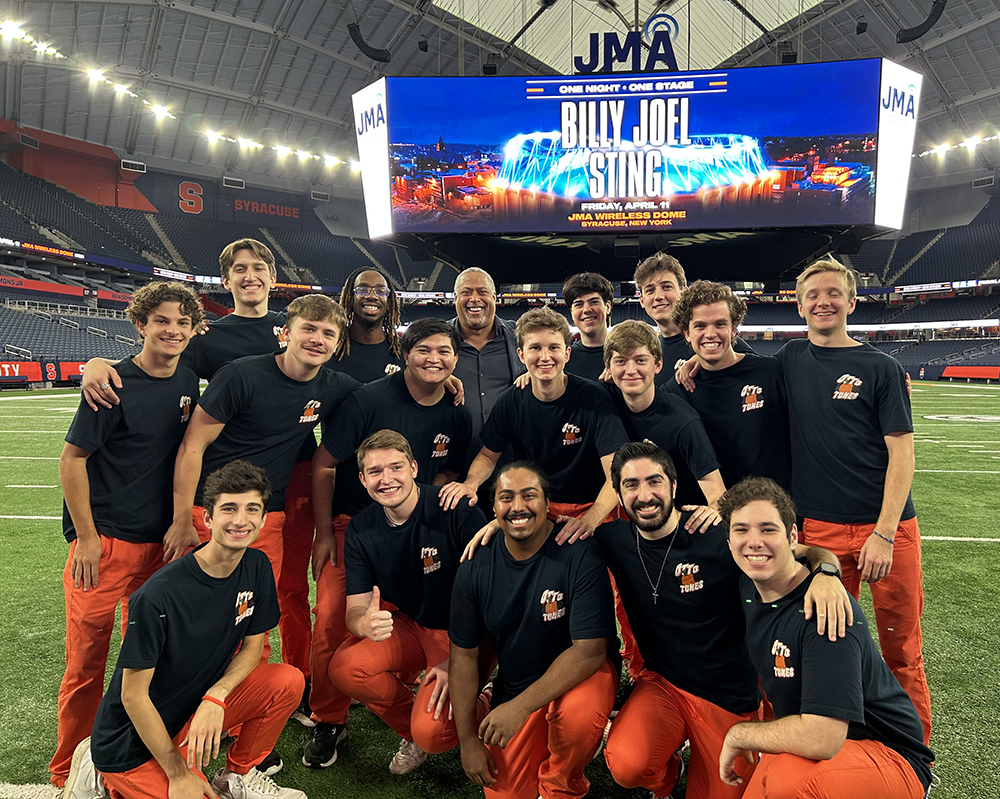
[63,739,98,799]
[301,728,348,769]
[290,710,317,728]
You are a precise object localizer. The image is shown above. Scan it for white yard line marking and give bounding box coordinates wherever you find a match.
[0,456,59,460]
[915,469,1000,474]
[945,444,984,448]
[5,484,57,488]
[0,430,66,433]
[0,515,60,520]
[924,536,1000,542]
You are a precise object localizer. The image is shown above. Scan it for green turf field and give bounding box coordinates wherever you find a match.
[1,381,997,798]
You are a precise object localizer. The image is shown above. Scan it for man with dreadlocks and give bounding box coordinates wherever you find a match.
[329,267,405,383]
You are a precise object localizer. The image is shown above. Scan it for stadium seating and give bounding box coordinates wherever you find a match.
[153,215,273,276]
[897,222,1000,285]
[883,229,940,283]
[0,305,138,360]
[849,239,895,279]
[0,197,49,244]
[891,295,1000,324]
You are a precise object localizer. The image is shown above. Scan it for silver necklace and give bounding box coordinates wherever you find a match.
[635,523,677,605]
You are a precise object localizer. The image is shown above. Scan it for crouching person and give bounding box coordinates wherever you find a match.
[64,461,307,799]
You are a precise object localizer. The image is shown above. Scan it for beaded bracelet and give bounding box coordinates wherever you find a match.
[201,695,227,710]
[872,530,895,545]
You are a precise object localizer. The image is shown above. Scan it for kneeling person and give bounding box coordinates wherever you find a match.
[328,430,487,774]
[450,462,618,799]
[719,478,933,799]
[71,461,307,799]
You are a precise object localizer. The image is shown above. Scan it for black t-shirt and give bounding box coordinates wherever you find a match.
[480,376,628,504]
[91,546,279,772]
[659,332,754,373]
[775,340,916,524]
[564,341,606,381]
[63,359,200,544]
[450,527,616,704]
[596,516,759,713]
[181,311,288,380]
[664,354,791,491]
[609,385,720,507]
[197,354,358,511]
[328,337,404,384]
[344,485,486,630]
[741,572,933,789]
[323,372,473,516]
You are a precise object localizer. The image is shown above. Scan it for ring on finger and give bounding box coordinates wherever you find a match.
[99,382,110,389]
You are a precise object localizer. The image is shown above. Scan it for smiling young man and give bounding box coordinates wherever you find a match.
[774,258,931,744]
[327,430,487,775]
[306,318,473,769]
[65,461,308,799]
[50,282,203,789]
[563,272,614,381]
[449,462,618,799]
[665,281,791,490]
[598,444,849,799]
[330,267,405,383]
[439,307,628,540]
[718,477,933,799]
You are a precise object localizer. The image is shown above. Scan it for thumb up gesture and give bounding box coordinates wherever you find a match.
[363,586,394,642]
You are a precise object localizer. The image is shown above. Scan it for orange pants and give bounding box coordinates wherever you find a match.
[482,658,617,799]
[278,460,314,677]
[50,537,164,787]
[100,663,303,799]
[330,614,451,743]
[802,517,931,746]
[194,506,285,664]
[605,669,761,799]
[309,515,352,725]
[741,740,926,799]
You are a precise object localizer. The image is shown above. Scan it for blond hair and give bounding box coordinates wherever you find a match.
[603,320,662,366]
[795,258,857,303]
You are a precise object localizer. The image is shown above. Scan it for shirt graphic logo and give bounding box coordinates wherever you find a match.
[771,639,794,677]
[540,589,566,621]
[562,423,582,446]
[431,433,451,459]
[833,374,862,401]
[179,395,193,423]
[385,363,401,375]
[741,384,764,412]
[235,590,256,626]
[675,562,704,593]
[299,400,321,424]
[273,325,289,349]
[421,546,441,574]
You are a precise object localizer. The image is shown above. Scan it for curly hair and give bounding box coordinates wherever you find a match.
[126,281,204,330]
[337,267,401,360]
[671,280,747,332]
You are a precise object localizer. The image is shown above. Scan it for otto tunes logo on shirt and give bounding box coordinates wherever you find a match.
[833,374,863,401]
[771,639,795,677]
[179,395,193,423]
[421,546,441,574]
[431,433,451,459]
[235,590,256,626]
[562,423,582,446]
[740,385,764,412]
[273,326,290,349]
[299,400,321,424]
[540,589,566,621]
[675,562,704,593]
[385,363,401,375]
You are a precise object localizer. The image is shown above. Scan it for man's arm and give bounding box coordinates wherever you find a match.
[719,714,849,786]
[163,407,226,562]
[438,447,501,510]
[479,637,608,748]
[79,358,123,411]
[797,546,854,639]
[859,431,915,584]
[556,454,620,544]
[344,588,393,641]
[451,641,496,787]
[59,443,101,591]
[683,468,725,534]
[311,444,341,579]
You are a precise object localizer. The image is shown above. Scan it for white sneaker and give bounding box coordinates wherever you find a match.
[63,737,105,799]
[387,738,427,775]
[212,768,306,799]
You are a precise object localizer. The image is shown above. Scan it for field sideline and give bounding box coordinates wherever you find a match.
[1,381,998,798]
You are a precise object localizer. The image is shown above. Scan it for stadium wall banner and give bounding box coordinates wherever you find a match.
[0,275,85,296]
[0,361,43,382]
[354,58,922,237]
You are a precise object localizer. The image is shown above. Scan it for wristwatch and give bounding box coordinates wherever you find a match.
[814,561,842,579]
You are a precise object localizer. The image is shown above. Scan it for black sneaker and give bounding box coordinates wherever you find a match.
[254,748,283,776]
[302,722,348,768]
[290,678,315,728]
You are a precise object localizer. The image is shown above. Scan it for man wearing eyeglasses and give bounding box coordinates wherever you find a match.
[329,267,405,382]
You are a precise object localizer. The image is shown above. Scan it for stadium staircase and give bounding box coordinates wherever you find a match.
[256,228,304,284]
[885,230,945,286]
[147,214,189,270]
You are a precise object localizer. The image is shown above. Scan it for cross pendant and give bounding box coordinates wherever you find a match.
[652,590,658,605]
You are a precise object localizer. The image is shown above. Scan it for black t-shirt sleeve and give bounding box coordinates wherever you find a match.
[568,543,616,641]
[443,410,473,475]
[454,500,488,547]
[734,336,756,355]
[179,336,209,380]
[449,561,486,649]
[115,591,166,670]
[675,416,721,480]
[321,392,367,463]
[65,400,122,454]
[343,518,377,596]
[876,362,914,436]
[799,631,866,725]
[592,390,629,457]
[196,362,249,425]
[479,389,514,454]
[245,553,280,637]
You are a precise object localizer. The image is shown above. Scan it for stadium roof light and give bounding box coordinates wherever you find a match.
[350,160,362,173]
[86,68,104,83]
[274,145,292,158]
[205,130,222,144]
[933,143,949,156]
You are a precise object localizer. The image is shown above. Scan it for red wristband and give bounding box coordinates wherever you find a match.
[201,695,226,710]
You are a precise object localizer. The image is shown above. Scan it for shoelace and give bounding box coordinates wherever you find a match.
[241,769,282,797]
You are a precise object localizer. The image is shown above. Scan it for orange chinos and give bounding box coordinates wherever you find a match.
[193,506,285,664]
[485,658,617,799]
[49,537,164,787]
[802,517,931,745]
[308,514,352,725]
[740,740,926,799]
[604,669,761,799]
[278,460,315,676]
[100,663,303,799]
[330,614,450,742]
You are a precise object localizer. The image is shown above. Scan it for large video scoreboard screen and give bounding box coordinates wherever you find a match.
[353,58,921,238]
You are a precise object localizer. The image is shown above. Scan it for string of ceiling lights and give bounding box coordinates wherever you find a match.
[0,19,362,173]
